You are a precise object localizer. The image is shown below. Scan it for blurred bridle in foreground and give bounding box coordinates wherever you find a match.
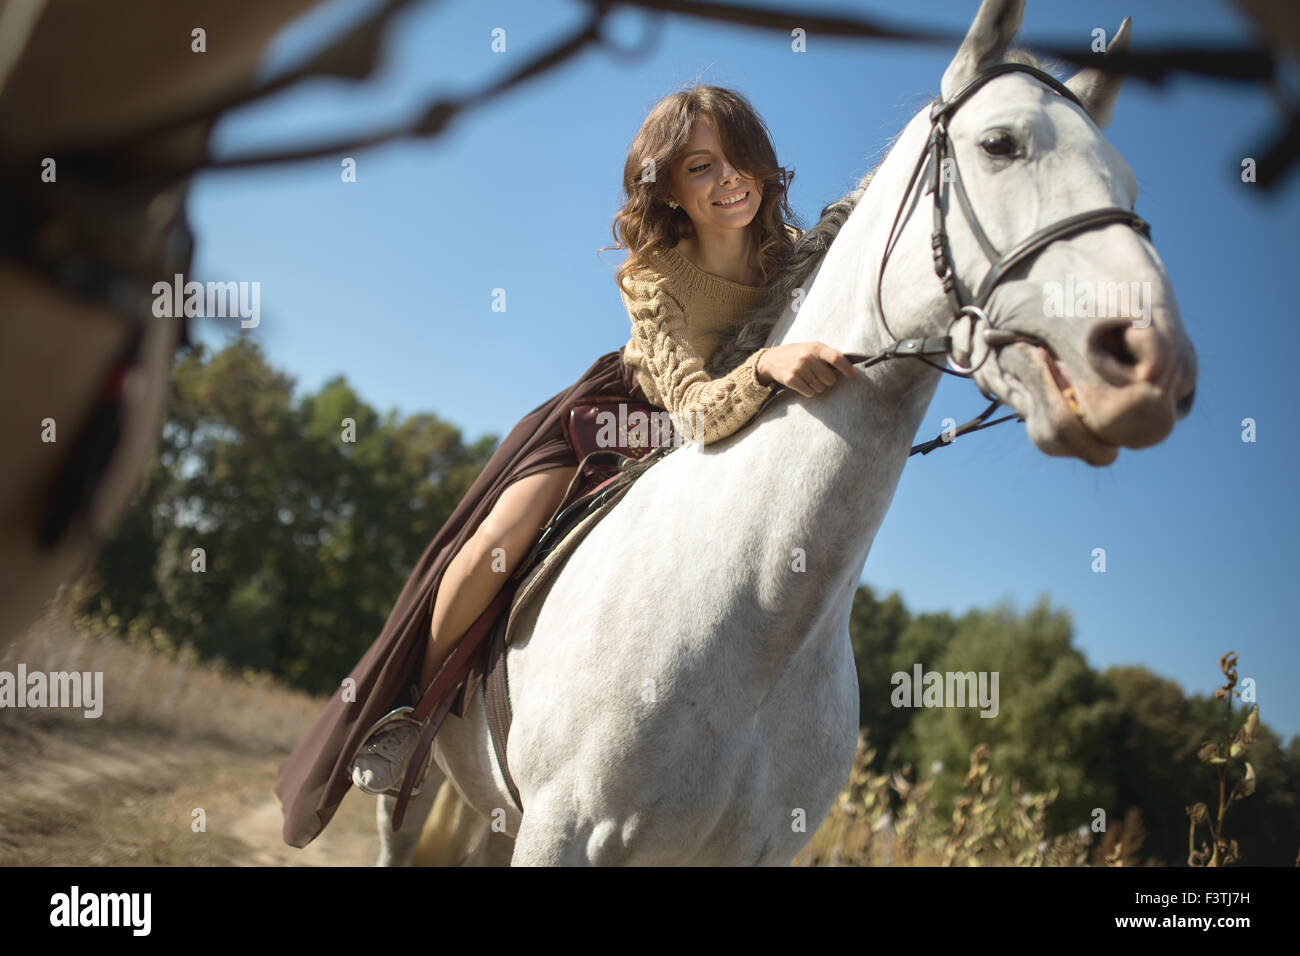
[0,156,196,549]
[0,0,633,553]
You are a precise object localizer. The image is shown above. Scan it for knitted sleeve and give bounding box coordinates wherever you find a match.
[621,276,774,445]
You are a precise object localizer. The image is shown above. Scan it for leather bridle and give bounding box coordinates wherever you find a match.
[760,62,1152,456]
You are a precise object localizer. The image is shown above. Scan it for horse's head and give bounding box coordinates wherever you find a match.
[882,0,1197,466]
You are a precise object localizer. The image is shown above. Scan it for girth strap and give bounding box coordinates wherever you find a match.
[483,618,522,813]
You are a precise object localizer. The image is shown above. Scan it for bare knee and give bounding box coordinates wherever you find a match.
[472,466,577,568]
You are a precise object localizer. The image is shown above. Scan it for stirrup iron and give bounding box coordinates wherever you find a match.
[348,705,436,797]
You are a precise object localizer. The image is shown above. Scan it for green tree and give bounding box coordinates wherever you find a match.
[848,583,914,765]
[893,597,1122,835]
[82,337,494,694]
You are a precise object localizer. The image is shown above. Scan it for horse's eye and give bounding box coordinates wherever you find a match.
[980,129,1016,157]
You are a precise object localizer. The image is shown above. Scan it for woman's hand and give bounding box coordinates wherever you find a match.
[755,342,856,397]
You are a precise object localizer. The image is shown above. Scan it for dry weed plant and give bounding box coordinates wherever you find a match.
[1185,651,1259,867]
[794,732,1092,867]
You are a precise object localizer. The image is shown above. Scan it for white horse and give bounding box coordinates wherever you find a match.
[379,0,1198,867]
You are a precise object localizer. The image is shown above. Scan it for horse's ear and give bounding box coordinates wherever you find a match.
[1065,17,1131,128]
[940,0,1025,100]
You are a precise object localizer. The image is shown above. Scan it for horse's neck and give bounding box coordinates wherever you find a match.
[771,105,947,469]
[728,110,945,663]
[774,108,939,361]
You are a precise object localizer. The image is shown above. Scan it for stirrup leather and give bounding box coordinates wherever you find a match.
[348,705,436,797]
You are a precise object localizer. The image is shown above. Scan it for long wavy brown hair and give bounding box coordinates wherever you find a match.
[607,84,801,298]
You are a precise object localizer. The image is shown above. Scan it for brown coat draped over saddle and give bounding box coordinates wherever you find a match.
[274,348,647,848]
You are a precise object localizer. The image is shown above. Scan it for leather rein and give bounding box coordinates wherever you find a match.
[746,62,1152,457]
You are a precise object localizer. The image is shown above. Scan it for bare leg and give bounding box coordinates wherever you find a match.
[351,464,577,796]
[418,466,576,691]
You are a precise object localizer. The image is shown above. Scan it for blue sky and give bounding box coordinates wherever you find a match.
[187,0,1299,743]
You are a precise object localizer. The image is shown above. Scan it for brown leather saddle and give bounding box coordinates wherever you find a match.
[388,395,674,830]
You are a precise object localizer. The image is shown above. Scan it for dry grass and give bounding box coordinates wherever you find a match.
[0,715,269,865]
[0,582,323,753]
[0,586,377,866]
[793,731,1106,867]
[794,650,1272,867]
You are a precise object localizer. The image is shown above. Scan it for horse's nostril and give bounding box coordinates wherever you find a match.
[1175,386,1195,417]
[1095,324,1140,367]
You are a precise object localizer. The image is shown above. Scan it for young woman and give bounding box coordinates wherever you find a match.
[275,84,854,848]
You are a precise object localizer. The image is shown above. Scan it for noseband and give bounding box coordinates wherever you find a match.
[764,62,1152,456]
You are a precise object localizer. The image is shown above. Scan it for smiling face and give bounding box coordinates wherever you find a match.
[667,117,762,233]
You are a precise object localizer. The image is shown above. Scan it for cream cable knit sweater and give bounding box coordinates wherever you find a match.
[619,244,776,445]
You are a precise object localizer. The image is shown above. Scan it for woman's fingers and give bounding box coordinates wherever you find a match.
[808,359,838,388]
[826,347,857,378]
[773,343,858,396]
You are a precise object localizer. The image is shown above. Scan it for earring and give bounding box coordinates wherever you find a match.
[667,199,679,209]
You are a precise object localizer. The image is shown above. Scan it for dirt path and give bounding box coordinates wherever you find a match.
[233,782,377,867]
[0,714,378,866]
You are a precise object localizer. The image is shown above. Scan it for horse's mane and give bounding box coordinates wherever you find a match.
[706,47,1045,378]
